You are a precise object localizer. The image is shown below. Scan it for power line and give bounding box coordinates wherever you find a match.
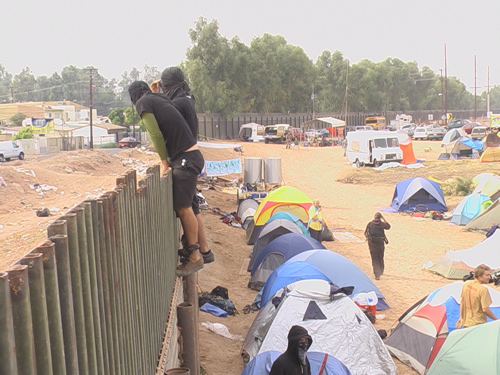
[0,80,88,100]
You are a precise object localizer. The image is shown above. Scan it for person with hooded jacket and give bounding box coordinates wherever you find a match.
[270,325,312,375]
[365,212,391,280]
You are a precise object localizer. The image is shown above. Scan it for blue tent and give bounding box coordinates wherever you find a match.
[241,350,352,375]
[391,177,447,212]
[248,233,327,291]
[450,193,492,225]
[266,212,309,235]
[259,250,389,310]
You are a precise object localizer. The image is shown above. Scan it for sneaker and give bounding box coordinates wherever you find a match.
[176,258,204,277]
[201,250,215,264]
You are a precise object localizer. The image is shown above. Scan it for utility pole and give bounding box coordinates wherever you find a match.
[474,55,477,121]
[9,86,14,103]
[487,66,491,119]
[84,67,96,149]
[444,43,448,126]
[440,69,444,121]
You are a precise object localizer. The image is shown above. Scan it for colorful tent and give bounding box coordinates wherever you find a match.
[390,177,447,212]
[480,147,500,163]
[427,229,500,279]
[399,137,417,165]
[258,250,389,310]
[242,279,397,375]
[241,350,352,375]
[237,198,259,230]
[466,199,500,230]
[248,233,326,291]
[426,320,500,375]
[385,281,500,374]
[265,212,308,235]
[247,219,305,272]
[246,186,312,244]
[450,193,492,225]
[442,128,467,149]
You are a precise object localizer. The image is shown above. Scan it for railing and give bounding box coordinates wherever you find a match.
[0,166,180,375]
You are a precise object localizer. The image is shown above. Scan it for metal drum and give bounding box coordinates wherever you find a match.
[263,157,282,184]
[244,157,262,184]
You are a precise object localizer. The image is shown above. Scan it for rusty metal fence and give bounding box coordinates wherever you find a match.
[0,166,180,375]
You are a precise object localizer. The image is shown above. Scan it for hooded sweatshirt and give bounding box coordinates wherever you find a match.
[270,325,312,375]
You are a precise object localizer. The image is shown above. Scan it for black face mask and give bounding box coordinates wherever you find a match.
[298,342,309,352]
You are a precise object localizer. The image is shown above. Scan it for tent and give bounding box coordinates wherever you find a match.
[258,250,389,310]
[248,233,326,291]
[246,186,312,244]
[472,174,500,201]
[427,229,500,279]
[247,219,305,272]
[265,212,309,235]
[426,320,500,375]
[450,193,492,225]
[443,136,483,159]
[241,350,352,375]
[466,198,500,230]
[397,134,417,165]
[390,177,447,212]
[237,198,259,230]
[242,279,397,375]
[441,128,467,149]
[480,147,500,163]
[238,122,265,142]
[385,281,500,374]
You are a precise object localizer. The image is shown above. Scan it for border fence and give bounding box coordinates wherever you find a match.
[0,166,182,375]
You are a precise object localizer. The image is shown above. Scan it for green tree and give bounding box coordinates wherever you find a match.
[108,107,126,125]
[12,67,36,101]
[13,127,34,139]
[10,113,26,127]
[124,107,140,127]
[0,64,13,101]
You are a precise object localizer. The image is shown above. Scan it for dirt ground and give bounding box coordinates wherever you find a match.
[1,140,499,374]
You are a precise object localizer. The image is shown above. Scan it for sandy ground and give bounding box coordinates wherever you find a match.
[1,140,500,374]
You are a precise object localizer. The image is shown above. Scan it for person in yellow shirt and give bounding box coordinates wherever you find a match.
[456,264,499,328]
[308,200,323,242]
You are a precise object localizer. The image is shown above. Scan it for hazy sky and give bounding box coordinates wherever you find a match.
[3,0,498,94]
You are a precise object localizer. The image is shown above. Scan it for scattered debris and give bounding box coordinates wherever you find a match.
[35,208,51,217]
[0,177,7,186]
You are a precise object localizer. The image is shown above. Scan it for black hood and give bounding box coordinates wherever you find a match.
[286,325,312,356]
[128,81,151,105]
[160,67,191,100]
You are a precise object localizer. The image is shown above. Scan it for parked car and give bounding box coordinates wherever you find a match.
[461,122,480,134]
[305,129,321,138]
[447,119,471,130]
[291,127,305,141]
[355,126,373,131]
[118,137,141,148]
[471,126,489,140]
[0,140,25,162]
[413,126,433,140]
[427,127,447,140]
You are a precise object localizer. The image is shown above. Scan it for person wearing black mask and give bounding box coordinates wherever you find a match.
[128,81,204,277]
[270,325,312,375]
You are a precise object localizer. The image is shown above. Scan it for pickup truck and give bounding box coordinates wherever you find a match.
[264,124,290,144]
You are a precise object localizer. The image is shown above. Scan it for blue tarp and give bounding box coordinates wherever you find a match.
[450,193,492,225]
[391,177,447,212]
[460,137,484,151]
[241,350,352,375]
[250,233,326,275]
[259,250,389,310]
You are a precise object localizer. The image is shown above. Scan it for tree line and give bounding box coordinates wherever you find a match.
[1,17,499,122]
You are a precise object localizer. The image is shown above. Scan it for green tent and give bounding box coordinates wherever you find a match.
[427,320,500,375]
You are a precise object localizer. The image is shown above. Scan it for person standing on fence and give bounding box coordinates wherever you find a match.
[151,67,214,265]
[129,80,204,277]
[308,200,323,242]
[364,212,390,280]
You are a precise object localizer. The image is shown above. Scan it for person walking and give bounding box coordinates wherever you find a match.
[308,200,323,242]
[365,212,390,280]
[128,81,204,277]
[456,264,499,328]
[269,325,312,375]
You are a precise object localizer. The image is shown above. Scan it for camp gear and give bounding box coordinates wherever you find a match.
[385,281,500,374]
[242,279,396,375]
[391,177,447,212]
[199,292,236,316]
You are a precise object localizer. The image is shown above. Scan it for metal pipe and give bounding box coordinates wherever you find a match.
[33,242,67,375]
[0,272,19,375]
[8,265,36,375]
[183,274,200,375]
[177,302,197,374]
[74,205,98,374]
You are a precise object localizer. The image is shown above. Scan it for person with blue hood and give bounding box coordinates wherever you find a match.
[270,325,312,375]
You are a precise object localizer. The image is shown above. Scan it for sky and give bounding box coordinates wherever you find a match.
[3,0,498,94]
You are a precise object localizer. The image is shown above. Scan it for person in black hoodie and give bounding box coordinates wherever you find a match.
[365,212,391,280]
[270,325,312,375]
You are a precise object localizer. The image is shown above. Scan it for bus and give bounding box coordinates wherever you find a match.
[365,116,387,130]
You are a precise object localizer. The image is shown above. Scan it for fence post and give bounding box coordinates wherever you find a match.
[0,272,18,375]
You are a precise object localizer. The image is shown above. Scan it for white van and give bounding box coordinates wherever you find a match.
[346,131,402,167]
[0,141,25,162]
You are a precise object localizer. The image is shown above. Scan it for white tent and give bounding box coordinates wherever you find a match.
[427,229,500,279]
[441,128,467,151]
[241,279,396,375]
[301,117,346,128]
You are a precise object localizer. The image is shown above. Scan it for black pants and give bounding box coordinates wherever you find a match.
[309,228,323,243]
[368,241,385,278]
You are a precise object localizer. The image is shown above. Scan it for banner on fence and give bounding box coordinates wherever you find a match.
[204,158,242,176]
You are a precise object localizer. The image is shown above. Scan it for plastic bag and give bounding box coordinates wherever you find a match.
[352,291,378,306]
[201,322,244,341]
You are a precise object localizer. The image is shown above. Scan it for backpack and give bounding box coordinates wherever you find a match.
[199,292,236,316]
